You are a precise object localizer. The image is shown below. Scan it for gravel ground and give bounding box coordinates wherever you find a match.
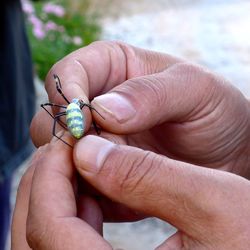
[10,1,250,250]
[101,0,250,97]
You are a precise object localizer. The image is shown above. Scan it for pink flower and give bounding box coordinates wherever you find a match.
[72,36,83,46]
[21,0,34,15]
[43,3,65,17]
[28,15,43,29]
[45,21,58,31]
[33,26,46,40]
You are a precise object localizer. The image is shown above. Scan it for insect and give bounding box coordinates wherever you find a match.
[41,74,105,147]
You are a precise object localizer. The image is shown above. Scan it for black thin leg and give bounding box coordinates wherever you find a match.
[79,102,105,135]
[53,74,70,104]
[41,103,67,130]
[80,102,106,120]
[41,103,67,109]
[53,112,73,148]
[92,121,101,135]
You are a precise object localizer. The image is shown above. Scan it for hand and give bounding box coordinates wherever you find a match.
[31,41,250,178]
[28,40,250,248]
[11,133,250,249]
[73,134,250,249]
[11,133,112,250]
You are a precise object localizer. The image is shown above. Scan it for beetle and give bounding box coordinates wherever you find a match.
[41,74,105,147]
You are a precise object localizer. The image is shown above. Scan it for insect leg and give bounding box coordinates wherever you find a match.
[41,103,67,109]
[52,112,73,148]
[81,103,106,120]
[53,74,70,104]
[92,121,101,135]
[41,103,67,130]
[80,102,105,135]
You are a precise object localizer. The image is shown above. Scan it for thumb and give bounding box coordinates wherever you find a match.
[73,135,239,239]
[91,62,224,133]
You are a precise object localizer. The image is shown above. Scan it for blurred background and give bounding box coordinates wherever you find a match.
[10,0,250,249]
[22,0,250,96]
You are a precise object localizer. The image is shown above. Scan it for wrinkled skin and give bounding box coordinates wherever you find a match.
[11,41,250,250]
[31,41,250,177]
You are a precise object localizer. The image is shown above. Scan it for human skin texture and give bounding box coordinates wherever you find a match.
[12,41,250,250]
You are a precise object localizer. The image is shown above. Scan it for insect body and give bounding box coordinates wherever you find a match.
[66,99,84,139]
[41,74,104,147]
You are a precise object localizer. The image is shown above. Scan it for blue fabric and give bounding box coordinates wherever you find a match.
[0,175,12,250]
[0,0,35,180]
[0,1,35,249]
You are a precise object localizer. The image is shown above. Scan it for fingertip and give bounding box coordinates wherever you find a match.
[30,110,54,147]
[45,61,90,105]
[73,135,115,174]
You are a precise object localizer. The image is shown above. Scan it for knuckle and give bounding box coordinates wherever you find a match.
[169,62,226,113]
[123,152,158,195]
[118,75,168,118]
[175,62,222,89]
[89,40,117,48]
[89,40,124,57]
[27,213,58,249]
[120,152,151,194]
[26,220,41,248]
[101,147,158,198]
[129,76,167,110]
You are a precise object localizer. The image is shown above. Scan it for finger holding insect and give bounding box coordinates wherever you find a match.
[33,41,182,147]
[38,78,98,147]
[44,75,93,139]
[30,105,104,148]
[30,108,57,147]
[45,41,183,103]
[31,104,89,148]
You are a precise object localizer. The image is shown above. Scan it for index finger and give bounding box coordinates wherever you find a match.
[35,41,183,147]
[45,41,183,104]
[26,133,111,250]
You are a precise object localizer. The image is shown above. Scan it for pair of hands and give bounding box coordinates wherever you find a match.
[12,41,250,249]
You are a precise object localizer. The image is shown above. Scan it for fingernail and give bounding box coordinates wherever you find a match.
[74,135,115,173]
[92,93,136,123]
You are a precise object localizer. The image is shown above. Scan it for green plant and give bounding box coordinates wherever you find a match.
[22,0,101,81]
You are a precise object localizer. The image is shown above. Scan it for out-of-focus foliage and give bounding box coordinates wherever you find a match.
[22,0,101,80]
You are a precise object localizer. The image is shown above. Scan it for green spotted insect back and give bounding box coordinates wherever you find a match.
[41,74,105,147]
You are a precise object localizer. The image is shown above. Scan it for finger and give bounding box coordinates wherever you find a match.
[73,135,250,241]
[91,62,233,133]
[11,147,46,250]
[75,173,147,223]
[37,41,182,146]
[156,232,183,250]
[30,105,127,147]
[26,133,111,250]
[46,41,183,104]
[30,107,85,148]
[30,109,59,147]
[77,195,103,234]
[97,197,146,222]
[45,41,182,129]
